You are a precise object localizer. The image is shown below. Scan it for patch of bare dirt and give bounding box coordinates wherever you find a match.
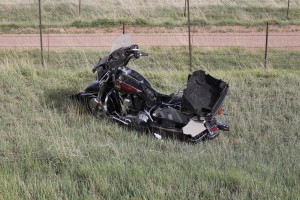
[1,31,300,51]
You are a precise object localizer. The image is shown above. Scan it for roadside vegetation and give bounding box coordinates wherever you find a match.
[0,48,299,199]
[1,0,300,32]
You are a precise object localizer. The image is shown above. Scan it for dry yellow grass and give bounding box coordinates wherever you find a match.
[1,0,298,7]
[1,0,299,29]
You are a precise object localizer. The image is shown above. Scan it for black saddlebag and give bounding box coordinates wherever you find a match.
[181,70,228,117]
[153,107,189,127]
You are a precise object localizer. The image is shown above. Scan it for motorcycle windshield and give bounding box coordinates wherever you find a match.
[110,34,132,54]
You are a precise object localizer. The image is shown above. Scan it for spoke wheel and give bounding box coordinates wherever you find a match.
[87,97,103,118]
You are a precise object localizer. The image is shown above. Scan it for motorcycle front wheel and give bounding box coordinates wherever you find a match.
[87,97,104,118]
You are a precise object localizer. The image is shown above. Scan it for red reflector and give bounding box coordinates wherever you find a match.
[210,125,218,132]
[218,109,223,115]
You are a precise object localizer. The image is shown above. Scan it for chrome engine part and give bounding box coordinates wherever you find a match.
[137,112,149,124]
[89,98,103,118]
[124,97,132,108]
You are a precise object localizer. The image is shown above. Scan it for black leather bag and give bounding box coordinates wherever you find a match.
[182,70,229,117]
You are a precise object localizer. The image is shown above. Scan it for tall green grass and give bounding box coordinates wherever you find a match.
[0,48,299,199]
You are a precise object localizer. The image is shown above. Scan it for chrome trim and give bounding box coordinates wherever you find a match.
[109,116,129,125]
[103,89,114,111]
[188,131,208,142]
[214,109,230,123]
[145,105,157,122]
[175,84,187,95]
[99,71,110,83]
[121,67,132,75]
[113,111,132,124]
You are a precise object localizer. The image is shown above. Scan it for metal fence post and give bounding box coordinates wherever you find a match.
[38,0,44,67]
[47,26,50,62]
[79,0,81,16]
[264,22,269,68]
[184,0,187,17]
[287,0,290,19]
[187,0,192,72]
[123,23,126,34]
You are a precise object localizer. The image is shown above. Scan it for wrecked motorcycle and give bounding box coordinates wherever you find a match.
[72,34,229,142]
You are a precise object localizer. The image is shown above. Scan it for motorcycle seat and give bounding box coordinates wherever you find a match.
[158,94,182,105]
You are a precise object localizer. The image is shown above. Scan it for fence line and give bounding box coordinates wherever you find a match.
[2,46,300,49]
[1,24,300,69]
[6,1,298,5]
[2,34,300,38]
[0,48,298,69]
[0,49,299,54]
[2,24,300,50]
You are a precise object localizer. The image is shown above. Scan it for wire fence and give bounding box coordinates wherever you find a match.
[0,30,300,70]
[1,0,300,70]
[2,0,298,7]
[0,23,300,70]
[1,28,300,49]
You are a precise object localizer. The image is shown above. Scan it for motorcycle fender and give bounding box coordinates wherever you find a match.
[182,119,206,137]
[84,81,100,93]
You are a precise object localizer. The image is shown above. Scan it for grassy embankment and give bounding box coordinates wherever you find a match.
[1,0,300,32]
[0,47,299,199]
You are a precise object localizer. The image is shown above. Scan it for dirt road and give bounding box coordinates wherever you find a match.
[0,32,300,50]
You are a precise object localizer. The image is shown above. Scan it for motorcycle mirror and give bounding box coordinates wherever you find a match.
[130,45,139,51]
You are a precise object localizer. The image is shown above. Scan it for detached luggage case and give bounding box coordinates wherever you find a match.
[182,70,229,117]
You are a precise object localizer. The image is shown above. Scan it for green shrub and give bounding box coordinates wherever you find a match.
[135,18,151,26]
[71,20,90,28]
[91,18,118,27]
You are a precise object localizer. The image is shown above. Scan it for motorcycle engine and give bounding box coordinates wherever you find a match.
[121,95,149,127]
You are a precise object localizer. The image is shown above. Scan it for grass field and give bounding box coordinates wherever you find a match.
[0,48,299,199]
[1,0,300,31]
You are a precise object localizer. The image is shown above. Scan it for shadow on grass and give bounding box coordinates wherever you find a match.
[44,86,88,115]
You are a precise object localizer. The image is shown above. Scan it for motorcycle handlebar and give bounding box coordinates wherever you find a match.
[93,48,149,72]
[92,64,99,73]
[133,51,148,58]
[139,52,148,56]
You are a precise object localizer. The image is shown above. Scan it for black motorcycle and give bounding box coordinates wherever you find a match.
[72,34,229,142]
